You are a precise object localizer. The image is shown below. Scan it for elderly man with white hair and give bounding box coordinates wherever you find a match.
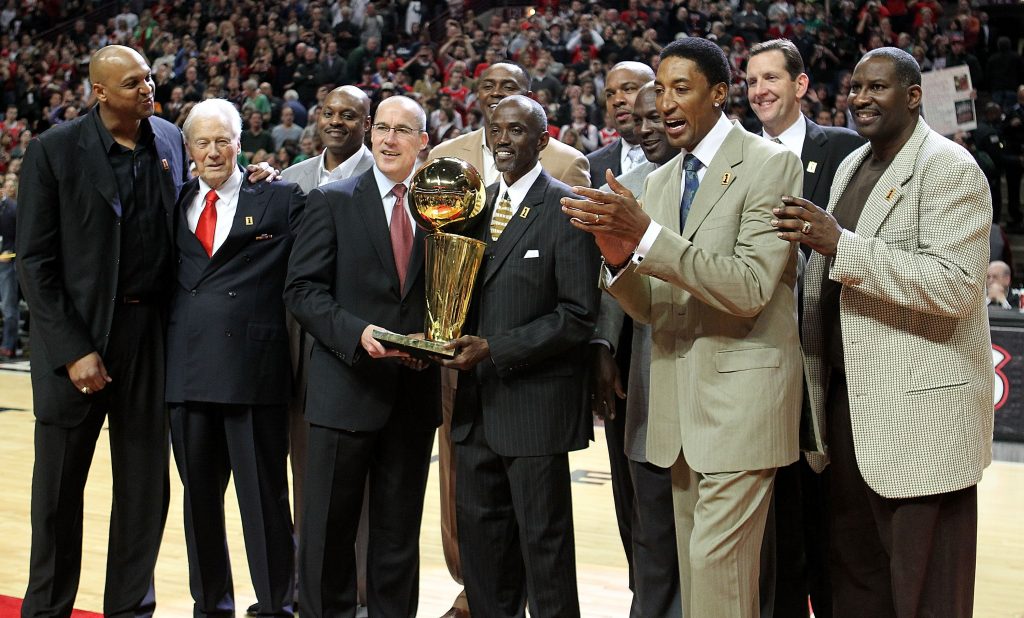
[166,98,305,617]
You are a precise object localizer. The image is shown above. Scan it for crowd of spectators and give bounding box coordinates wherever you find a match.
[0,0,1021,220]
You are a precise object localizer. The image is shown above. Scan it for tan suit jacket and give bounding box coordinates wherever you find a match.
[609,120,804,473]
[802,118,993,499]
[427,127,590,189]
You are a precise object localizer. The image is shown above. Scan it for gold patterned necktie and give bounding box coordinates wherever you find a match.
[490,191,513,241]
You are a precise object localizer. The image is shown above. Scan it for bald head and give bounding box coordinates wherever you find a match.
[89,44,155,123]
[605,61,656,142]
[375,95,427,131]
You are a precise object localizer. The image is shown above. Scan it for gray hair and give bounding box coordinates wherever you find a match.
[182,98,242,142]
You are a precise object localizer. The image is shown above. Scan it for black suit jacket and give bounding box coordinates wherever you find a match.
[451,171,601,457]
[587,138,623,188]
[284,167,440,432]
[166,176,305,405]
[16,107,188,427]
[801,117,864,209]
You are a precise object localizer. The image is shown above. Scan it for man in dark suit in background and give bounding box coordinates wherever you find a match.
[166,98,304,617]
[585,60,656,600]
[16,45,189,617]
[0,179,17,359]
[745,38,864,618]
[442,95,601,618]
[284,95,440,618]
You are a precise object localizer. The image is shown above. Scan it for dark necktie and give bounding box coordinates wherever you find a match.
[196,188,218,257]
[679,154,703,231]
[390,183,412,289]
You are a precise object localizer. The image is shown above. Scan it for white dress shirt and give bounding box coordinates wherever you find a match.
[763,115,806,159]
[188,167,243,255]
[492,162,543,223]
[318,144,371,187]
[619,140,648,175]
[372,165,417,230]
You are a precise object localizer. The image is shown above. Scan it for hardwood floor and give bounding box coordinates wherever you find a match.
[1,368,1022,617]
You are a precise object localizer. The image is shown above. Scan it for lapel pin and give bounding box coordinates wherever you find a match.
[721,172,731,185]
[245,216,254,226]
[885,188,896,201]
[807,161,818,174]
[161,158,169,171]
[519,206,530,218]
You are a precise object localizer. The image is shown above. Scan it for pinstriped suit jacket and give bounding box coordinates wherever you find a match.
[802,118,994,499]
[609,121,804,473]
[450,171,602,457]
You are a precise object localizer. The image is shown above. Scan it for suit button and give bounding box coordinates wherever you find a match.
[244,255,252,262]
[225,330,232,337]
[190,289,197,296]
[228,291,237,298]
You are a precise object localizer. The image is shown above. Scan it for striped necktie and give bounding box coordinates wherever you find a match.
[490,191,513,241]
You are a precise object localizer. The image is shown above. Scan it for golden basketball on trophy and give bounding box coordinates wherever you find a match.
[373,157,487,358]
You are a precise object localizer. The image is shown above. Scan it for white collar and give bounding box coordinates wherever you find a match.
[198,166,243,200]
[684,112,734,168]
[372,164,414,201]
[762,115,806,158]
[496,162,544,212]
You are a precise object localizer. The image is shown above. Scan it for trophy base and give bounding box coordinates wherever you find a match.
[372,330,455,359]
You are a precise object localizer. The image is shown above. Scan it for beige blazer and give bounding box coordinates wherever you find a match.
[802,117,993,499]
[609,120,804,473]
[427,127,590,189]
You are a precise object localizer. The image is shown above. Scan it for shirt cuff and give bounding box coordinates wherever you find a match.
[634,221,662,264]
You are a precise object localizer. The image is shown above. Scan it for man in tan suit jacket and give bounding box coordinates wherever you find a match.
[425,61,589,618]
[563,38,803,618]
[774,48,993,617]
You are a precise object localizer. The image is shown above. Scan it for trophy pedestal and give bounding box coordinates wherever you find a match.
[372,330,455,359]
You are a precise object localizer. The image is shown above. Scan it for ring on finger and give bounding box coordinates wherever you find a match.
[595,214,601,224]
[801,221,812,234]
[81,386,91,394]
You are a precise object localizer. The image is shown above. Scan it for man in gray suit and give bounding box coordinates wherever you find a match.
[774,47,993,618]
[592,81,682,618]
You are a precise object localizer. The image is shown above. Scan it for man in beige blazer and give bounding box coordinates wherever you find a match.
[562,38,803,618]
[774,48,993,617]
[425,61,589,618]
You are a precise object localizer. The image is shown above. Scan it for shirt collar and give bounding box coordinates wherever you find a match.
[198,166,243,201]
[685,112,734,168]
[372,164,414,201]
[319,144,370,184]
[763,115,806,157]
[619,139,645,169]
[92,106,155,153]
[497,162,543,208]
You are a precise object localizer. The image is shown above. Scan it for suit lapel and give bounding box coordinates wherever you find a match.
[851,119,928,238]
[354,170,402,294]
[483,172,547,285]
[152,123,180,225]
[801,118,828,203]
[681,123,745,239]
[79,112,122,217]
[206,179,270,271]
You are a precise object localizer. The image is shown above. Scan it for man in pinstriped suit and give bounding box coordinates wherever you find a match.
[774,47,993,617]
[441,95,601,618]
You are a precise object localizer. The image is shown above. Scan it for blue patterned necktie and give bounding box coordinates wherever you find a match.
[679,154,703,231]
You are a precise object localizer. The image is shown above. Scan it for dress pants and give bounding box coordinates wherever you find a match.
[299,417,435,618]
[456,418,580,618]
[437,367,470,611]
[671,453,774,618]
[628,459,682,618]
[0,260,17,351]
[169,402,294,617]
[23,304,169,618]
[827,372,978,618]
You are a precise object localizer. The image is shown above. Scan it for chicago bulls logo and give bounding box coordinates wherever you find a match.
[993,344,1011,410]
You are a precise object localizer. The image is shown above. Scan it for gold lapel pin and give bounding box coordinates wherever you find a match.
[721,172,731,185]
[885,188,896,201]
[161,158,169,171]
[519,206,530,218]
[807,161,818,174]
[245,216,254,226]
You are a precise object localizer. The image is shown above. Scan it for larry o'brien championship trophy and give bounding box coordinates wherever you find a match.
[373,157,487,358]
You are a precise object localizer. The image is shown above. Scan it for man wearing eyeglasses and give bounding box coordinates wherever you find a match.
[285,95,441,618]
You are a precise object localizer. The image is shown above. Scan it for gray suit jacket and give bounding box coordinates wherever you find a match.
[802,117,993,499]
[595,160,658,462]
[609,120,804,473]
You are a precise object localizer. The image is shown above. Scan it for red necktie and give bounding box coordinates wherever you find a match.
[389,183,412,290]
[196,189,218,257]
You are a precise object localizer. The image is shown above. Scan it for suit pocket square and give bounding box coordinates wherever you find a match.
[523,249,540,258]
[255,233,273,241]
